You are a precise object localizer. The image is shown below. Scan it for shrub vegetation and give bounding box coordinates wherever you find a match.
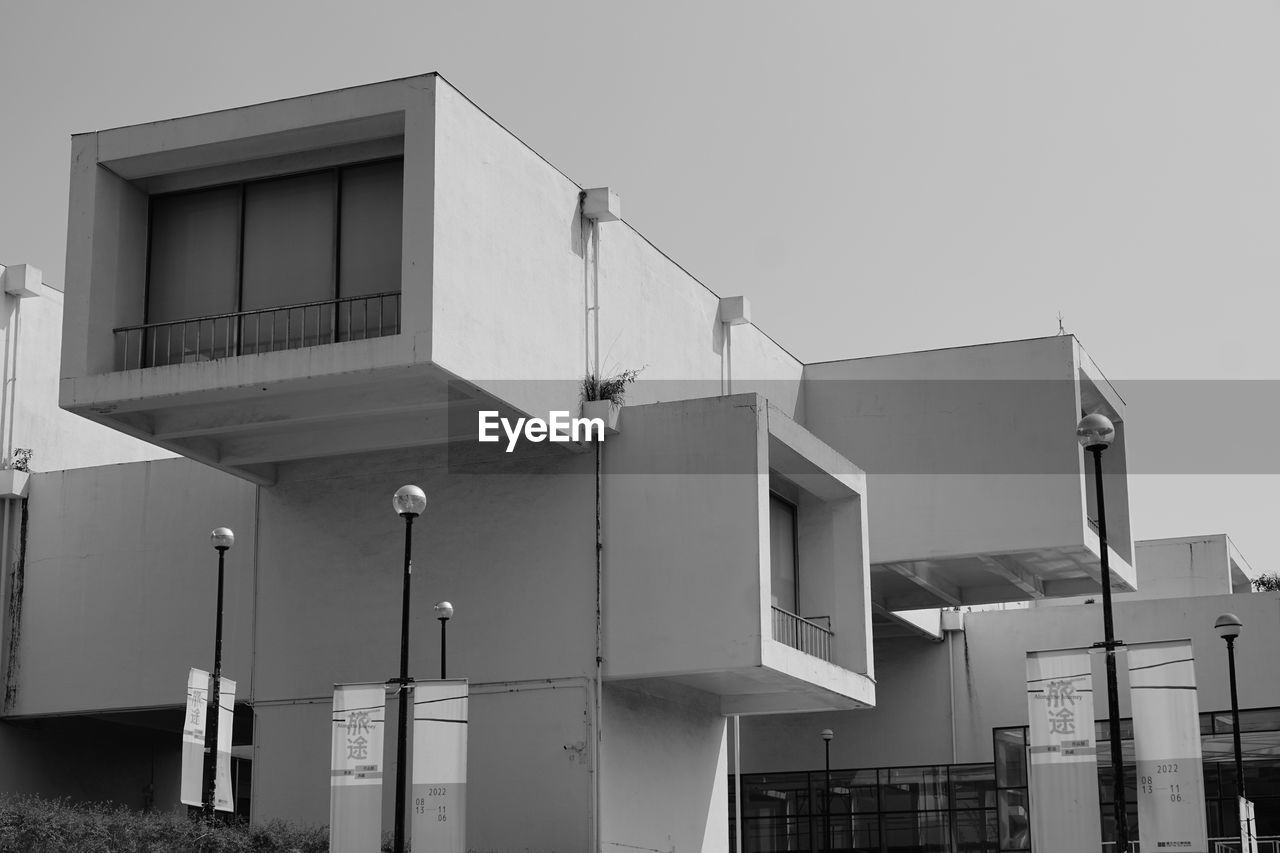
[0,794,360,853]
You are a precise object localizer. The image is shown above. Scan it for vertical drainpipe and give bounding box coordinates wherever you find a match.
[942,609,965,764]
[734,716,743,853]
[581,188,618,853]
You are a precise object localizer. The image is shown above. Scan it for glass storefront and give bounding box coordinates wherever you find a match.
[731,708,1280,852]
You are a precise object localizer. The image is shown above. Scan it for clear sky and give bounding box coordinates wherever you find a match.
[1,1,1276,576]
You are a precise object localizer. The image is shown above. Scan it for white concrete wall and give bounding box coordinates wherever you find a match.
[252,446,597,701]
[602,397,765,680]
[429,76,804,425]
[8,458,257,715]
[1133,535,1236,599]
[604,682,729,853]
[738,636,953,773]
[803,336,1107,564]
[4,282,171,472]
[254,683,594,847]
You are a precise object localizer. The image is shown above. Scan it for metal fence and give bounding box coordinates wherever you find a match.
[771,607,833,662]
[1101,839,1279,853]
[114,292,400,370]
[1213,839,1280,853]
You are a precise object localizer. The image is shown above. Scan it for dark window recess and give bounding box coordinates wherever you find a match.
[116,159,403,369]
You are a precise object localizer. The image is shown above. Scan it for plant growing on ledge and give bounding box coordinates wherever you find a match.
[10,449,31,473]
[580,367,642,405]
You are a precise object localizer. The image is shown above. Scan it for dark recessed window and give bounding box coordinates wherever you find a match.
[123,159,403,369]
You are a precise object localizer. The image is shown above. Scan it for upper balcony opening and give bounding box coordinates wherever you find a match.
[115,157,404,370]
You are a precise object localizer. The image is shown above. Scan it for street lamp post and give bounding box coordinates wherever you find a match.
[391,485,427,853]
[821,729,833,852]
[435,601,453,679]
[1215,612,1246,842]
[1076,413,1129,853]
[204,527,234,818]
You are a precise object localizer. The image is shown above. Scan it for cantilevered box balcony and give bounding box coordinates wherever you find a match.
[59,74,595,485]
[803,335,1136,610]
[602,394,875,715]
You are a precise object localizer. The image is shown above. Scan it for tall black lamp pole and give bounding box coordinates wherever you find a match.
[204,527,234,818]
[1077,413,1128,853]
[821,729,833,852]
[435,601,453,679]
[392,485,427,853]
[1215,613,1246,843]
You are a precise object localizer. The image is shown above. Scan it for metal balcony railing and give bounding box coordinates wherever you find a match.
[113,292,400,370]
[1213,839,1280,853]
[771,606,833,662]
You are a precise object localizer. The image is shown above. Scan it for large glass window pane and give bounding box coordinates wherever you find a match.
[994,728,1027,789]
[742,817,808,853]
[340,159,403,297]
[1215,708,1280,734]
[147,187,240,364]
[996,788,1030,851]
[954,808,998,853]
[742,772,812,820]
[1218,753,1280,799]
[1099,803,1138,845]
[241,171,335,351]
[882,767,947,812]
[952,764,997,810]
[882,811,949,853]
[769,495,797,613]
[1254,796,1280,836]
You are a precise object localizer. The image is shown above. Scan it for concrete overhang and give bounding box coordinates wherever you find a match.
[602,395,876,715]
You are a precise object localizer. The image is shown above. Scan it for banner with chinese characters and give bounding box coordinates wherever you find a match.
[1026,648,1101,853]
[1129,640,1209,853]
[180,668,209,807]
[214,678,236,813]
[411,680,469,853]
[329,683,387,853]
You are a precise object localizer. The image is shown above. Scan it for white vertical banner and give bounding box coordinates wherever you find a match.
[411,679,469,853]
[329,683,386,853]
[1129,640,1209,853]
[214,678,236,813]
[180,668,209,807]
[1240,797,1259,853]
[179,669,236,811]
[1026,648,1102,853]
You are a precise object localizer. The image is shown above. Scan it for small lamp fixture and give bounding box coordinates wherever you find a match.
[392,485,427,518]
[210,527,235,552]
[820,729,833,742]
[1076,413,1115,451]
[1215,613,1243,640]
[435,601,454,621]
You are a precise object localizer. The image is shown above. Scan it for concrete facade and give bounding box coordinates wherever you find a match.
[740,589,1280,773]
[0,73,1204,852]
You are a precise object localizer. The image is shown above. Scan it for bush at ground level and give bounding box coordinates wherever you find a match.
[0,794,372,853]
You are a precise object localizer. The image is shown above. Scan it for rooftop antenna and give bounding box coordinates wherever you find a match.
[1056,311,1066,335]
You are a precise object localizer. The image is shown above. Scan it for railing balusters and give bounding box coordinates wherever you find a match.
[770,606,833,663]
[114,292,401,370]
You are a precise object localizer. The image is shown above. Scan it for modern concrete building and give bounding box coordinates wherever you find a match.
[1,72,1262,853]
[735,539,1278,851]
